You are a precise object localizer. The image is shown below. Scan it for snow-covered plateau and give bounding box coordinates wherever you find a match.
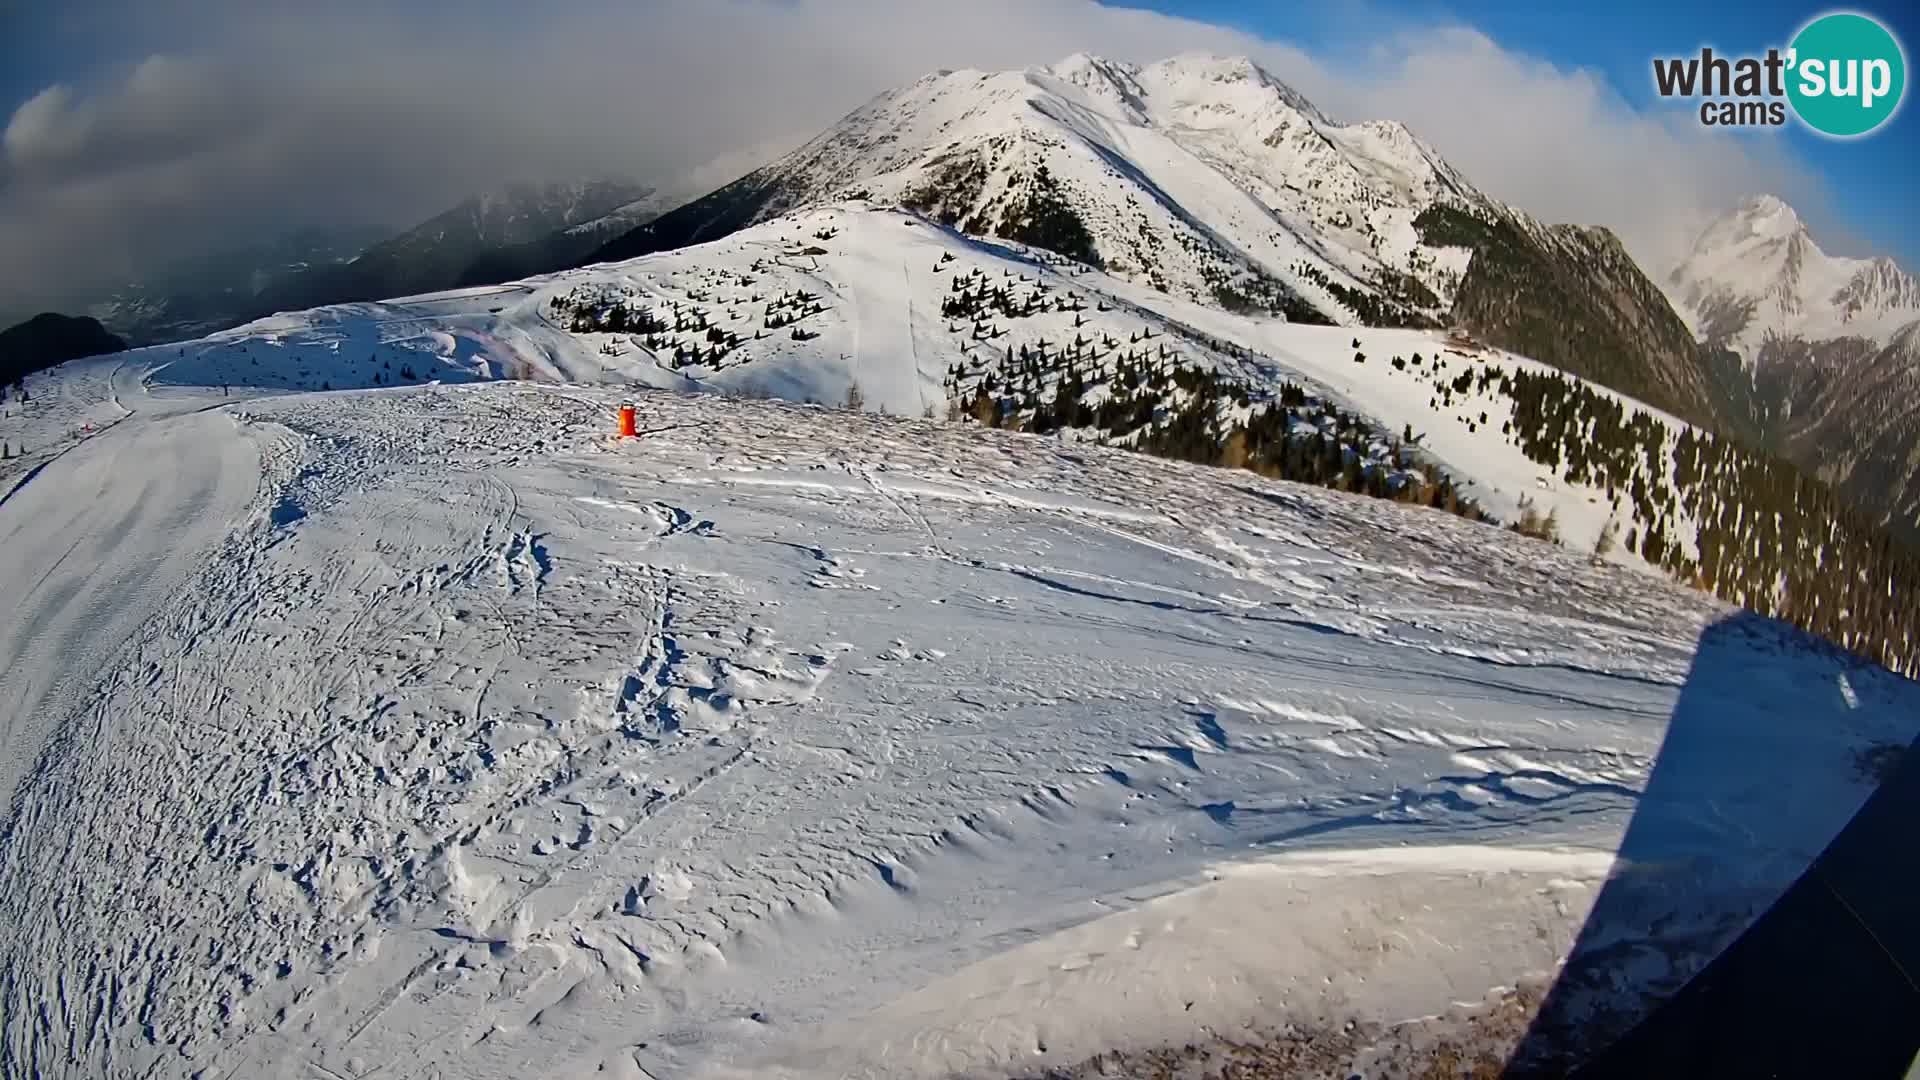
[2,337,1916,1078]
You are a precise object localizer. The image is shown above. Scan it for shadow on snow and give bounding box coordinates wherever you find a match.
[1505,610,1920,1077]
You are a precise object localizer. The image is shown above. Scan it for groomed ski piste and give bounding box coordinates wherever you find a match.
[3,207,1919,1080]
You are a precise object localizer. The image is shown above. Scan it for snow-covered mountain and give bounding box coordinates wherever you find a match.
[1669,196,1920,536]
[597,53,1486,323]
[22,52,1904,661]
[588,53,1723,429]
[564,189,682,241]
[1744,324,1920,539]
[424,179,657,251]
[1669,195,1920,359]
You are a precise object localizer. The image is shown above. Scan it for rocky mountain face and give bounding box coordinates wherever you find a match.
[1749,329,1920,537]
[1670,196,1920,536]
[1419,206,1723,430]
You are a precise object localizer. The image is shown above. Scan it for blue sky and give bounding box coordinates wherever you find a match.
[1116,0,1917,269]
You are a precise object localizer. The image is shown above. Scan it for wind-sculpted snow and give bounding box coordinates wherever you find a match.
[2,376,1914,1079]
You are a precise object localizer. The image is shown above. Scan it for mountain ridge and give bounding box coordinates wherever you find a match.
[0,313,128,389]
[588,53,1497,319]
[583,52,1726,429]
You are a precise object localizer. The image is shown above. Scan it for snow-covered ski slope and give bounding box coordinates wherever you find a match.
[144,204,1703,566]
[0,360,260,808]
[1,359,1916,1078]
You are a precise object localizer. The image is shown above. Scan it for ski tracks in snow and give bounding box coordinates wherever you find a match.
[1,382,1915,1080]
[0,388,854,1078]
[836,212,932,414]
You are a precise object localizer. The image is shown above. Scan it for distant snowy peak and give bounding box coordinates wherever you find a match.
[1672,196,1920,534]
[1027,52,1480,215]
[1669,194,1920,356]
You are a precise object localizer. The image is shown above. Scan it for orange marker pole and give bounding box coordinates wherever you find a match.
[617,404,637,438]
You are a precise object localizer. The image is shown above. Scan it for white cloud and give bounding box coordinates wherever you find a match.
[0,0,1844,315]
[4,85,85,167]
[1265,27,1833,273]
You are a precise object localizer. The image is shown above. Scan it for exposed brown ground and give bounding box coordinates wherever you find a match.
[1009,981,1551,1080]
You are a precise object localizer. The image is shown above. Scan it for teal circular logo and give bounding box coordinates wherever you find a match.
[1787,12,1906,137]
